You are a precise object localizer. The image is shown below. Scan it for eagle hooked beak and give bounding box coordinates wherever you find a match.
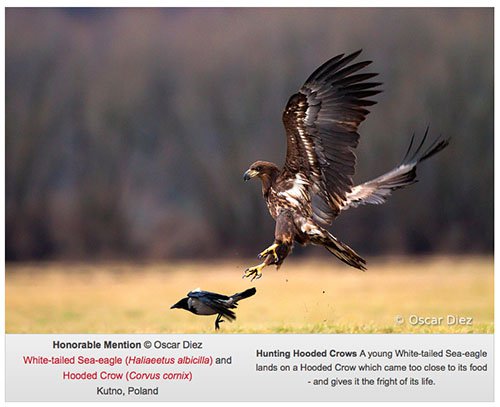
[243,169,259,181]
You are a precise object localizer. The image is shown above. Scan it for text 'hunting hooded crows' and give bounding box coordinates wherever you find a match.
[243,50,449,281]
[171,287,256,330]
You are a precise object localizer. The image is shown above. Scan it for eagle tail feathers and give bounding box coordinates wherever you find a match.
[319,231,367,271]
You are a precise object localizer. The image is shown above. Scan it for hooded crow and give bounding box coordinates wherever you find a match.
[171,287,256,330]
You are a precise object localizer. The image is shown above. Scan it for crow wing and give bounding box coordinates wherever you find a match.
[281,50,381,225]
[187,289,237,320]
[187,289,230,301]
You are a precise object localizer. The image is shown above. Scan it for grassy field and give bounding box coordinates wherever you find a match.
[5,256,493,334]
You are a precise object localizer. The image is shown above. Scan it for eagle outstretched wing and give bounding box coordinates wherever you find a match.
[342,128,450,210]
[282,50,381,225]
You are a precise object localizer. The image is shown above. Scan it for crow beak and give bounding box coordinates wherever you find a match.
[243,169,258,181]
[171,297,189,311]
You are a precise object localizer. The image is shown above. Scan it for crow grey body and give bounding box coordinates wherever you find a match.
[171,287,257,330]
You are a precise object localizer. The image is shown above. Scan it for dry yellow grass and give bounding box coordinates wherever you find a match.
[5,256,493,334]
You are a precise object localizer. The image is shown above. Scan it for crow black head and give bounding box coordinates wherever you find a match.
[170,297,189,311]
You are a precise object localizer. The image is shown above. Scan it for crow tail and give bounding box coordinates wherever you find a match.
[230,287,257,302]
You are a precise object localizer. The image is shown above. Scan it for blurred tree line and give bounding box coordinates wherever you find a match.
[5,8,493,261]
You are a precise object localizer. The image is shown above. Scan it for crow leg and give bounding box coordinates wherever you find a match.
[215,314,224,330]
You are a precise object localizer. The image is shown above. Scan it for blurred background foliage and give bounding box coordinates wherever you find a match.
[5,8,493,261]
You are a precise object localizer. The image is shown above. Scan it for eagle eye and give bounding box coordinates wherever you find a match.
[255,166,262,172]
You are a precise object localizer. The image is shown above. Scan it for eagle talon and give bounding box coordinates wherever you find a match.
[258,243,280,262]
[243,264,265,281]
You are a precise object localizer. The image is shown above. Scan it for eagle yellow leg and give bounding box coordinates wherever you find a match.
[258,243,280,262]
[243,262,266,281]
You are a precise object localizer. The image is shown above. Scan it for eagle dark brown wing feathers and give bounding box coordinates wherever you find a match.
[243,50,449,279]
[282,50,382,225]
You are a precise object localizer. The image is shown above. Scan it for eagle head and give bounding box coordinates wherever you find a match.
[243,161,279,181]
